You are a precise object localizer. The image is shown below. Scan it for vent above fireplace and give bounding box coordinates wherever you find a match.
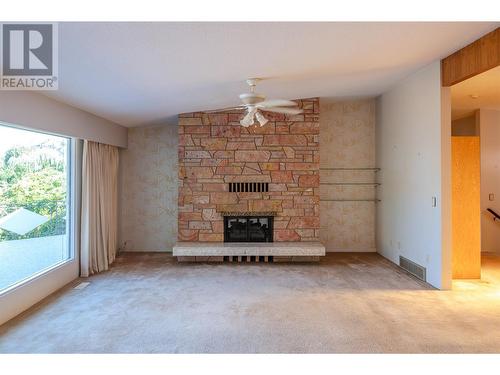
[229,182,269,193]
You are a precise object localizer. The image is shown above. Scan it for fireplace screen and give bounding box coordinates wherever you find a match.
[224,216,273,242]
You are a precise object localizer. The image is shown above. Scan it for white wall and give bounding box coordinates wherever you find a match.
[376,61,451,289]
[452,113,479,136]
[320,99,376,252]
[0,91,127,148]
[118,125,178,252]
[480,109,500,253]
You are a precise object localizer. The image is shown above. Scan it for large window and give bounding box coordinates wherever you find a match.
[0,124,71,292]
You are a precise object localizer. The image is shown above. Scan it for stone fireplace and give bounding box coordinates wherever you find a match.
[177,98,320,244]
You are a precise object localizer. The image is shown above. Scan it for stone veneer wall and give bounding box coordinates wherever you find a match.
[178,98,320,242]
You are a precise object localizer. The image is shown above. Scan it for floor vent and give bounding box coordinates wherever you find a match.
[223,255,274,263]
[399,256,426,281]
[73,282,90,290]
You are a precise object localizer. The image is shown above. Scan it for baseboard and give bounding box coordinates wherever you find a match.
[326,248,377,253]
[118,249,172,254]
[120,249,173,253]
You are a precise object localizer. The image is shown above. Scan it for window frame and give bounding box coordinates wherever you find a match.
[0,122,75,296]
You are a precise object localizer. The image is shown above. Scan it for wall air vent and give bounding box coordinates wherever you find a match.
[399,256,426,282]
[229,182,269,193]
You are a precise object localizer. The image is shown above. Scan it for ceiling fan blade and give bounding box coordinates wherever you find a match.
[261,107,303,115]
[203,106,246,113]
[256,99,298,108]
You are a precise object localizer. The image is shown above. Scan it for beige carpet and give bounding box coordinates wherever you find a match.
[1,252,500,353]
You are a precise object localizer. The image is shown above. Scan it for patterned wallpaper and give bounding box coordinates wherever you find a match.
[320,99,376,252]
[117,99,374,252]
[118,125,178,251]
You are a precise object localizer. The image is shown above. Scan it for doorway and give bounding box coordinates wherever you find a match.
[450,66,500,284]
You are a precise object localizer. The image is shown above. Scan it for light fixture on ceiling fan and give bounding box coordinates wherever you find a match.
[206,78,303,127]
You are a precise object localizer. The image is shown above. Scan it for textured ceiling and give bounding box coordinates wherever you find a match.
[42,22,499,127]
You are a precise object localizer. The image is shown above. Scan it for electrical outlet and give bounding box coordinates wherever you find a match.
[489,193,495,201]
[432,196,437,207]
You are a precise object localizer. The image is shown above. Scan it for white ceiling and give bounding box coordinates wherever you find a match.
[44,22,499,127]
[451,65,500,120]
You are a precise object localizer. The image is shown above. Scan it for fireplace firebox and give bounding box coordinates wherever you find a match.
[224,216,273,242]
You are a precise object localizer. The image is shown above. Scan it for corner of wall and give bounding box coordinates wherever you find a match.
[440,86,452,290]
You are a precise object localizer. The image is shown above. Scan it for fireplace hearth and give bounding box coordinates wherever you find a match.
[224,216,273,242]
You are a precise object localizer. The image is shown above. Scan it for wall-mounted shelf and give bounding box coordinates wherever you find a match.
[320,167,381,202]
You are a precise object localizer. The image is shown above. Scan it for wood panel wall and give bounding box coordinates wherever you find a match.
[452,136,481,279]
[442,27,500,87]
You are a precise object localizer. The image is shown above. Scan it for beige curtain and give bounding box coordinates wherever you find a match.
[80,140,119,277]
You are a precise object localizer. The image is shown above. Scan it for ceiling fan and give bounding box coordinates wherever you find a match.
[207,78,303,127]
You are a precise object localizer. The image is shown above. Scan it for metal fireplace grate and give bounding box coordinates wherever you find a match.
[224,215,273,242]
[229,182,269,193]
